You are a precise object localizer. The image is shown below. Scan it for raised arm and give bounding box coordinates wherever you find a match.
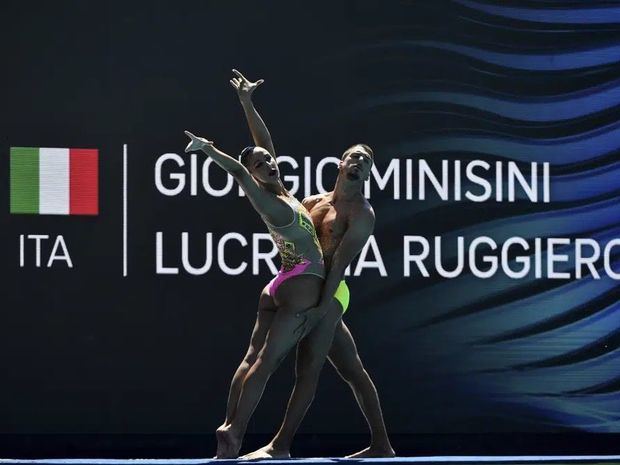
[184,130,278,219]
[185,131,244,175]
[230,69,276,157]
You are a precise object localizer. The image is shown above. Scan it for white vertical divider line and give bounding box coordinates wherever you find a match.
[123,144,128,277]
[19,235,24,267]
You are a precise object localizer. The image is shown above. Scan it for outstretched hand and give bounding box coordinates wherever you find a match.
[184,130,213,153]
[229,69,264,101]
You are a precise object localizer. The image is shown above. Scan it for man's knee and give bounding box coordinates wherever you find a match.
[336,357,366,383]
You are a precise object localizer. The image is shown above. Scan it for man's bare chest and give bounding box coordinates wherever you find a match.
[311,201,350,242]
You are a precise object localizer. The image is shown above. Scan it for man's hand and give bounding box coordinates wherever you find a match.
[293,304,328,338]
[296,304,330,320]
[229,69,264,102]
[184,130,213,153]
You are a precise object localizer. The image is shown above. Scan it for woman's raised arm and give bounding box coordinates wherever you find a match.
[230,69,276,158]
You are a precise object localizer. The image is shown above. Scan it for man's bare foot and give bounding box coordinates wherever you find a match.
[241,442,291,460]
[346,445,396,458]
[215,424,242,459]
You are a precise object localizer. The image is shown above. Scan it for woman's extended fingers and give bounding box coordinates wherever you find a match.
[184,141,194,153]
[232,68,248,83]
[184,133,199,153]
[184,131,213,152]
[231,69,264,95]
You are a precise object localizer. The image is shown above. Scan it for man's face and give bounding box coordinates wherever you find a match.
[340,145,373,181]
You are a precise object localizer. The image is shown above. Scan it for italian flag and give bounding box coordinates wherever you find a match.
[10,147,99,215]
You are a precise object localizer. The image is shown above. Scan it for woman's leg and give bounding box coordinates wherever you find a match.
[222,285,276,426]
[243,300,343,459]
[216,274,323,458]
[328,321,395,457]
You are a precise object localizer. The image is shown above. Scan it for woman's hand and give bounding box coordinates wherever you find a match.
[229,69,264,102]
[184,130,214,154]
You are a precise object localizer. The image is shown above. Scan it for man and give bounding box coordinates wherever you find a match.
[226,70,394,459]
[244,146,395,458]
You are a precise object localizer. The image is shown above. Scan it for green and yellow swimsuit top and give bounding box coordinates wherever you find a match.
[262,195,325,278]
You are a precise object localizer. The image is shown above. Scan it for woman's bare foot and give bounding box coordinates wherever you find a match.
[215,424,242,459]
[346,445,396,458]
[214,422,229,458]
[241,442,291,460]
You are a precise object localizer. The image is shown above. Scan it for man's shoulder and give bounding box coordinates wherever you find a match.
[344,200,374,238]
[302,193,328,210]
[351,198,375,222]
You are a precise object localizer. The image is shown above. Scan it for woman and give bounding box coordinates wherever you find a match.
[218,70,394,460]
[184,71,324,459]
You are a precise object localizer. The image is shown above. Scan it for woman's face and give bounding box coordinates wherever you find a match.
[248,147,280,184]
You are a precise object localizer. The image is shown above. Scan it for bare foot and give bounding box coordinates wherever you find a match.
[242,443,291,460]
[214,422,229,458]
[215,424,242,459]
[346,445,396,458]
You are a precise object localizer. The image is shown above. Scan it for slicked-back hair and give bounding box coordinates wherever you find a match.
[342,143,374,161]
[239,146,256,168]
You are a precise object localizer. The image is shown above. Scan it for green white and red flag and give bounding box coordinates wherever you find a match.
[10,147,98,215]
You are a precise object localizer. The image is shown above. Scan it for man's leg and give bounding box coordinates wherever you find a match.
[222,285,275,426]
[328,320,395,457]
[242,300,343,459]
[216,275,323,458]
